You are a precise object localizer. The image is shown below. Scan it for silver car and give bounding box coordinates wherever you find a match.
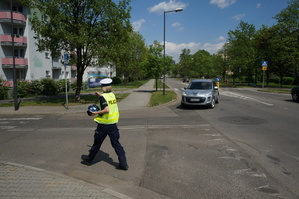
[181,79,219,108]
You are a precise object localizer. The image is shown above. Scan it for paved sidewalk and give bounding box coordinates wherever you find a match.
[0,161,131,199]
[118,79,155,110]
[0,79,156,199]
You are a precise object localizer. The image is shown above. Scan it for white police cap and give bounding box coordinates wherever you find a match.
[100,78,112,87]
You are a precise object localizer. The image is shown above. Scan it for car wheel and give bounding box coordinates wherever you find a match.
[292,93,299,102]
[181,102,186,109]
[209,98,215,108]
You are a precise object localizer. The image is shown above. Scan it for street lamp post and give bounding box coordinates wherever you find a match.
[163,8,183,95]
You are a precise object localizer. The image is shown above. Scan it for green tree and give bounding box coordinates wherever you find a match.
[178,48,192,78]
[273,0,299,85]
[192,50,213,78]
[269,25,297,86]
[255,25,274,85]
[211,54,225,80]
[111,31,147,84]
[227,21,257,85]
[217,43,230,81]
[146,41,163,90]
[177,49,219,79]
[24,0,132,100]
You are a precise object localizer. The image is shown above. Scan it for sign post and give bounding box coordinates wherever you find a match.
[262,61,268,88]
[64,53,69,109]
[216,77,220,90]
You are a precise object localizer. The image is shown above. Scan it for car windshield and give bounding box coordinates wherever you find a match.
[188,82,212,90]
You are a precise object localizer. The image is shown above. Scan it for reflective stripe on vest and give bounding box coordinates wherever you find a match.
[94,93,119,124]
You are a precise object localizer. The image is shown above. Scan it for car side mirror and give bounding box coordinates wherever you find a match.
[214,86,218,90]
[184,87,186,90]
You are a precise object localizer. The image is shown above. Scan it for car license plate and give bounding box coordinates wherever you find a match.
[190,98,200,102]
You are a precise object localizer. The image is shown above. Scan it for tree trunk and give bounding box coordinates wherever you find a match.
[75,63,84,101]
[75,47,84,102]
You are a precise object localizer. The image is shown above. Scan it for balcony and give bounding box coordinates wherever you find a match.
[0,34,27,47]
[0,11,26,25]
[1,57,28,68]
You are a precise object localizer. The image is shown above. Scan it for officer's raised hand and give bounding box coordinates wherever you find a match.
[95,92,101,96]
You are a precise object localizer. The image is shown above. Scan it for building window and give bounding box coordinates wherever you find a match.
[13,28,24,36]
[45,52,50,59]
[13,6,23,13]
[14,49,24,58]
[46,71,51,77]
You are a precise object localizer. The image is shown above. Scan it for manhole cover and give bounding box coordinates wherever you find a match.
[219,116,267,125]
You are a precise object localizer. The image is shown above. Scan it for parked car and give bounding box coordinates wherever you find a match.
[181,79,219,108]
[291,86,299,102]
[183,77,189,82]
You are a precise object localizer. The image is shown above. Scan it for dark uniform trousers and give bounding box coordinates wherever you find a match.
[88,123,128,167]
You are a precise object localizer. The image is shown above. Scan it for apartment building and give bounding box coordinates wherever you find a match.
[0,0,75,87]
[0,0,115,88]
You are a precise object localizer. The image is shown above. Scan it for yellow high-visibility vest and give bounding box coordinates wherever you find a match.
[94,93,119,124]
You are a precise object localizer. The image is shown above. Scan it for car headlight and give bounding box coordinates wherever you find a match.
[182,92,187,96]
[205,92,212,97]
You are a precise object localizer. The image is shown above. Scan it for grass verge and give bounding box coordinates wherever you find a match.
[257,89,291,94]
[149,90,177,107]
[0,93,130,107]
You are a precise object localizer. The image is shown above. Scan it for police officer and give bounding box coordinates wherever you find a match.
[81,78,129,170]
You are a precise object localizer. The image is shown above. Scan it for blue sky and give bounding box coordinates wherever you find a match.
[129,0,289,62]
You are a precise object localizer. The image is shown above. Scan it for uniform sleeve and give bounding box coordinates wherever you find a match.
[99,96,108,110]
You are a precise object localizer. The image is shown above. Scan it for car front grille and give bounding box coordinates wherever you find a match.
[184,97,206,103]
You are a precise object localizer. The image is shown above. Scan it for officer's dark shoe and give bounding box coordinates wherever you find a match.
[81,155,93,166]
[116,164,129,170]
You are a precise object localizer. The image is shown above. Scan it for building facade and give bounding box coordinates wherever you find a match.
[0,0,113,88]
[0,0,74,86]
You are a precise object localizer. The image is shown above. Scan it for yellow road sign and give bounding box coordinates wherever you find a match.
[262,66,267,71]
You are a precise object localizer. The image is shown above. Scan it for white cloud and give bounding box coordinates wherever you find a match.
[210,0,237,9]
[214,36,225,42]
[148,0,188,14]
[162,41,225,62]
[172,22,181,27]
[232,14,245,21]
[171,22,184,31]
[132,19,145,32]
[257,3,261,8]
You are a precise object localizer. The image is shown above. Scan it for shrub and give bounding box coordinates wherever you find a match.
[112,76,123,85]
[269,77,279,84]
[71,81,87,91]
[17,81,31,98]
[282,77,294,85]
[30,80,44,95]
[0,77,9,100]
[82,81,88,90]
[71,81,77,91]
[40,78,58,95]
[270,77,294,85]
[55,79,70,93]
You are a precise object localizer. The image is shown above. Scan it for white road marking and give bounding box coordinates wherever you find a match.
[0,118,41,131]
[0,118,42,121]
[221,91,274,106]
[119,124,211,130]
[234,169,267,178]
[1,126,15,130]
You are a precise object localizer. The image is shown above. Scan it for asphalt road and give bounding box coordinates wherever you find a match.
[168,78,299,198]
[0,79,298,199]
